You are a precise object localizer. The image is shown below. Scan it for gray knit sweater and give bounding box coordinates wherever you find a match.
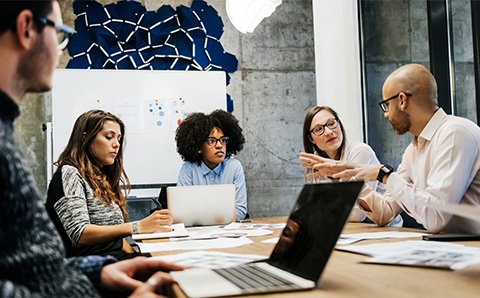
[0,90,106,297]
[46,165,124,257]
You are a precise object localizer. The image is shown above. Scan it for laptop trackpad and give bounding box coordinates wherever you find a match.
[171,268,242,298]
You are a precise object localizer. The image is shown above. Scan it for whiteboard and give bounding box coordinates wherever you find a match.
[51,69,226,185]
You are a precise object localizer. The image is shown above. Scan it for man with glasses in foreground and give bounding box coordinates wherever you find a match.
[0,1,182,297]
[301,63,480,234]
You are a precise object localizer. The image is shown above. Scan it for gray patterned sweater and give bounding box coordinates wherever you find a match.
[0,90,109,297]
[46,165,124,257]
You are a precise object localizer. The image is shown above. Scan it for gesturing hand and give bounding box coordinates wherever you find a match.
[329,163,383,182]
[299,152,353,178]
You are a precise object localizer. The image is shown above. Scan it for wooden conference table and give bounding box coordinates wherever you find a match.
[148,217,480,298]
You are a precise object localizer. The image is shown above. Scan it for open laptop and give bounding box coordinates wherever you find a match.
[171,181,364,298]
[167,184,236,227]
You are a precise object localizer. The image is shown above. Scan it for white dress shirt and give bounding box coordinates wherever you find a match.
[360,108,480,233]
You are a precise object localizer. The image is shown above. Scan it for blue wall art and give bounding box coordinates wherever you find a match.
[67,0,238,111]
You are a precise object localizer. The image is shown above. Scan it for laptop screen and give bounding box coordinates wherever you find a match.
[267,181,363,281]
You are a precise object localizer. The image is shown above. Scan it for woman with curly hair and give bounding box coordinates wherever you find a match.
[46,110,172,259]
[175,109,248,220]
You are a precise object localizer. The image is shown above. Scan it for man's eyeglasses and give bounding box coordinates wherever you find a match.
[205,136,230,146]
[378,92,412,112]
[310,118,338,136]
[37,17,75,50]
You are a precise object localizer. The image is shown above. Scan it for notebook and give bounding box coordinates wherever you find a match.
[171,181,364,298]
[167,184,236,227]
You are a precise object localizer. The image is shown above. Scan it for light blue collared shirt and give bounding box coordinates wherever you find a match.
[177,156,247,220]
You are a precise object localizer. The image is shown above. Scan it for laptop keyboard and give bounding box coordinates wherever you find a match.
[213,264,301,293]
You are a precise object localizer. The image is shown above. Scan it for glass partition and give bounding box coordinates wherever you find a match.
[360,0,479,168]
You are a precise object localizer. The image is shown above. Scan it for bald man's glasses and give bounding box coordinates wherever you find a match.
[379,92,412,112]
[37,17,75,50]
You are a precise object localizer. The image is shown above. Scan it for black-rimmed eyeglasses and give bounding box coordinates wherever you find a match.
[37,17,74,50]
[206,136,229,146]
[309,118,338,136]
[378,92,412,112]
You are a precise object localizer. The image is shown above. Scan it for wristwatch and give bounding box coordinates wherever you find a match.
[132,221,139,234]
[377,164,394,183]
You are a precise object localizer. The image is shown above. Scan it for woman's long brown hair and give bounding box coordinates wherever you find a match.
[55,110,130,219]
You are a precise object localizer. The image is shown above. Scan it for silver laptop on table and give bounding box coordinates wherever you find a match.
[171,181,364,298]
[167,184,236,227]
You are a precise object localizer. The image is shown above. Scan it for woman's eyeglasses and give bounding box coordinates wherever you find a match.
[205,136,230,146]
[310,118,338,136]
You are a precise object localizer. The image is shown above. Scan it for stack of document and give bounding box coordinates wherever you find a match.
[337,240,480,270]
[133,222,275,253]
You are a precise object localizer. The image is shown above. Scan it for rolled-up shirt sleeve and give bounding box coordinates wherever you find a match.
[357,184,402,226]
[384,126,479,233]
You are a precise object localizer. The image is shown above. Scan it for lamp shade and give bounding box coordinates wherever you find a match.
[226,0,282,34]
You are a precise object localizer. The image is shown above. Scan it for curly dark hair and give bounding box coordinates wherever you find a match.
[175,109,245,163]
[0,1,54,34]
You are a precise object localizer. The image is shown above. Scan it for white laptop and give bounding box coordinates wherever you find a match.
[167,184,236,227]
[171,181,364,298]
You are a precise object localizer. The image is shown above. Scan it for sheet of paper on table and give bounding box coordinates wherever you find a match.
[224,222,286,230]
[151,250,267,269]
[136,236,253,253]
[336,240,478,257]
[261,237,279,244]
[337,240,480,270]
[337,231,427,245]
[365,248,480,270]
[132,223,188,240]
[184,224,273,238]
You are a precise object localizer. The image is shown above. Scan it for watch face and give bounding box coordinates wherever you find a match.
[377,164,393,182]
[384,165,394,173]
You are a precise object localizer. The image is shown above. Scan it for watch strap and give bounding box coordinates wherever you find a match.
[132,221,139,234]
[377,164,394,182]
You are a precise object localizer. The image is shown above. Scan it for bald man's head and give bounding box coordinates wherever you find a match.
[382,64,438,109]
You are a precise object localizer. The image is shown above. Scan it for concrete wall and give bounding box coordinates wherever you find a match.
[15,0,315,217]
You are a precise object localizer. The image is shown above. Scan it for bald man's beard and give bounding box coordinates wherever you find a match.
[388,110,411,135]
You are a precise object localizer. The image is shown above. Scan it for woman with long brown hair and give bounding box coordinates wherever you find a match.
[46,110,172,259]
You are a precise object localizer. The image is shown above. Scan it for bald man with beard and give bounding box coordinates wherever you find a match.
[300,64,480,234]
